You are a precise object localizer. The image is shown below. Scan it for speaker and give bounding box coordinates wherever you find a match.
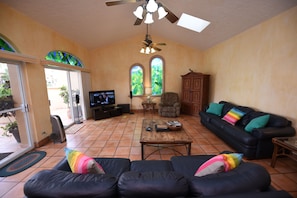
[129,91,133,99]
[75,94,80,104]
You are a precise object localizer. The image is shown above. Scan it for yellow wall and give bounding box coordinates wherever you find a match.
[89,35,203,109]
[0,3,90,143]
[203,6,297,129]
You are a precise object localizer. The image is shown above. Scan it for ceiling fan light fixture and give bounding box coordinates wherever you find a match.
[133,6,144,19]
[146,0,158,13]
[144,13,154,24]
[145,46,150,54]
[157,6,168,20]
[151,48,156,53]
[140,47,145,53]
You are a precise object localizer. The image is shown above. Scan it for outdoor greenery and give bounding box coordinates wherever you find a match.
[59,85,69,106]
[151,57,163,95]
[46,50,83,67]
[131,66,144,96]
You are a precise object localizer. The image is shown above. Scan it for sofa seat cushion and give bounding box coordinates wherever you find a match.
[54,157,131,178]
[24,169,118,198]
[131,160,173,172]
[118,171,188,198]
[210,117,258,146]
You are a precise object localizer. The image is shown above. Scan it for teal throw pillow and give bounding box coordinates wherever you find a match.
[245,114,270,132]
[206,103,224,116]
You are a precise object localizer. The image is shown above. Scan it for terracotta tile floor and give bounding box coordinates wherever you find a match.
[0,112,296,197]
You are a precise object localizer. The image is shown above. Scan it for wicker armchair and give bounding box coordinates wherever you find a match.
[158,92,180,117]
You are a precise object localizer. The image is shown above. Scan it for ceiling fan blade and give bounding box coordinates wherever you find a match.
[134,18,143,25]
[153,47,162,51]
[105,0,138,6]
[163,5,179,23]
[156,43,166,46]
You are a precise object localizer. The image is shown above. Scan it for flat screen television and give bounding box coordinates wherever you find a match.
[89,90,115,108]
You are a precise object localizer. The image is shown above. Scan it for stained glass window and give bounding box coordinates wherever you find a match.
[45,51,83,67]
[0,37,15,52]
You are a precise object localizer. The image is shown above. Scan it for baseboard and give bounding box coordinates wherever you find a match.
[34,136,50,148]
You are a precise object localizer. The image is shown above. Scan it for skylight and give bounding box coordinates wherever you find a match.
[177,13,210,33]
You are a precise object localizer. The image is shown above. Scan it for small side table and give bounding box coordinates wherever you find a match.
[271,137,297,168]
[141,102,156,114]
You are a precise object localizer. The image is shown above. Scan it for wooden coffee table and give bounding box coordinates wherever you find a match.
[140,119,192,160]
[271,137,297,167]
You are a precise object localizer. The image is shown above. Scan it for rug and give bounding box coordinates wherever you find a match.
[0,151,46,177]
[66,124,85,134]
[0,152,12,161]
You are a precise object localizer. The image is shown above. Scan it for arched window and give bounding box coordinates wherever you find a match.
[45,50,83,67]
[150,56,164,96]
[130,64,144,96]
[0,37,16,52]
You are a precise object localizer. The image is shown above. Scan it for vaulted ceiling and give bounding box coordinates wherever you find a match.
[1,0,297,50]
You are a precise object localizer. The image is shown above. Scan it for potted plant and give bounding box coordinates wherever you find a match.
[1,120,20,143]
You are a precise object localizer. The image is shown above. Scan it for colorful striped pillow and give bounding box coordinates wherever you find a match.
[222,107,246,125]
[195,153,243,177]
[65,148,105,174]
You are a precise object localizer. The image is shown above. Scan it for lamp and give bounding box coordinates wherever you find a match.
[133,6,143,19]
[140,46,156,54]
[133,0,168,24]
[157,6,168,19]
[145,87,152,102]
[146,0,158,13]
[144,13,154,24]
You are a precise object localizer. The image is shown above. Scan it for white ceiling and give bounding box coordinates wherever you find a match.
[1,0,297,50]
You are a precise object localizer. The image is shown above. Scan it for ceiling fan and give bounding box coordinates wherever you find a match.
[105,0,179,25]
[140,24,166,54]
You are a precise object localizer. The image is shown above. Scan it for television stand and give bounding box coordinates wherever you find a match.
[92,105,122,120]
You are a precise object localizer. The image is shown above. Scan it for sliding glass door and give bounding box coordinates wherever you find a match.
[0,62,33,168]
[45,68,83,128]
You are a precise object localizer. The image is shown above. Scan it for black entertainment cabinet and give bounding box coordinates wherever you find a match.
[92,105,122,120]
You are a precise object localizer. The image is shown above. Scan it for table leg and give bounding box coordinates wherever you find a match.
[141,143,144,160]
[271,144,279,168]
[187,143,191,156]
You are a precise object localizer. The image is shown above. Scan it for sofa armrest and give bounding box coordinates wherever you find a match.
[173,102,180,107]
[24,170,118,198]
[251,127,296,140]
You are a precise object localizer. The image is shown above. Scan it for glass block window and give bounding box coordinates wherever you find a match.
[45,51,83,67]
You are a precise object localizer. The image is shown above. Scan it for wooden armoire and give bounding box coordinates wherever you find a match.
[181,71,210,116]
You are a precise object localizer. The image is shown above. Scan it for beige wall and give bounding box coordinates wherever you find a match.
[203,6,297,129]
[89,35,203,110]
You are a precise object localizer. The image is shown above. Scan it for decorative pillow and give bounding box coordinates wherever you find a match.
[222,107,246,125]
[64,148,105,174]
[206,103,224,116]
[194,153,243,177]
[245,114,270,132]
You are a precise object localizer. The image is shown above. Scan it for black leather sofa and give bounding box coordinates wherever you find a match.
[24,155,292,198]
[199,101,296,159]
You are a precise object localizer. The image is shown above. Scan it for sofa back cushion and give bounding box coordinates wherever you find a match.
[219,101,236,117]
[118,171,189,198]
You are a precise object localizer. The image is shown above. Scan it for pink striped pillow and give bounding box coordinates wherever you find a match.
[65,148,105,174]
[195,153,243,177]
[222,108,245,125]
